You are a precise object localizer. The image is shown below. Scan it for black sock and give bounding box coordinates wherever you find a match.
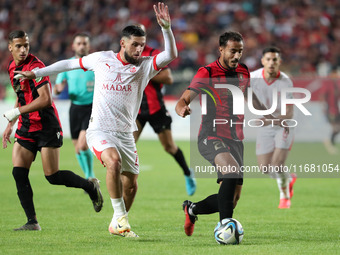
[45,170,94,193]
[218,176,237,220]
[12,167,36,222]
[331,131,339,145]
[172,148,191,176]
[193,194,219,215]
[27,218,38,224]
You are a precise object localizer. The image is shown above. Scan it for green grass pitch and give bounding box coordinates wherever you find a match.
[0,139,339,254]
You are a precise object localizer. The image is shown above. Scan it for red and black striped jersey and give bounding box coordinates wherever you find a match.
[189,59,250,141]
[7,54,62,134]
[138,45,167,116]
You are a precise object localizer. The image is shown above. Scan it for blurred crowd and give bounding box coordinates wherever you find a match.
[1,0,340,99]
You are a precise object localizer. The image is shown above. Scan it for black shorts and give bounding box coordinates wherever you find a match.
[137,107,172,134]
[69,103,92,139]
[198,136,244,185]
[15,128,63,159]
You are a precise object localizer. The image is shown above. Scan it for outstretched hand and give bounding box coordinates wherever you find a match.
[153,2,171,29]
[13,71,36,80]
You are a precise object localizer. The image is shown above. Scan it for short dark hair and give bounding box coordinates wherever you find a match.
[121,25,146,38]
[219,31,243,47]
[73,32,90,40]
[262,46,281,56]
[8,30,28,42]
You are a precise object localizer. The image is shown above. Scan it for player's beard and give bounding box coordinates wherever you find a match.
[76,50,87,58]
[224,58,238,70]
[124,51,139,65]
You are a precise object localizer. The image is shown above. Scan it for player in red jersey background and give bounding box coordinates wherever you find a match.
[134,24,196,196]
[320,69,340,154]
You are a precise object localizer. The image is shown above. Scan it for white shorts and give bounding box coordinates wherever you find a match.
[256,125,294,155]
[86,129,139,175]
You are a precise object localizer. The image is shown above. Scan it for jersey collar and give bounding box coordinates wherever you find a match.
[117,52,130,66]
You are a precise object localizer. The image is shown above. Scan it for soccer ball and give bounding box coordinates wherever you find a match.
[214,218,244,245]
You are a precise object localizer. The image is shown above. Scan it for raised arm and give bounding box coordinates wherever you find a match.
[153,2,178,69]
[13,59,80,80]
[151,68,173,85]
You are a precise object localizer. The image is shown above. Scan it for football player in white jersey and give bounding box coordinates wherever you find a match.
[14,2,177,237]
[250,47,297,209]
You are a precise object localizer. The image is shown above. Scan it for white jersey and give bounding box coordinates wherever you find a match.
[80,51,160,132]
[32,27,176,133]
[250,68,293,118]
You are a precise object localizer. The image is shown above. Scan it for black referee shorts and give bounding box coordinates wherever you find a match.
[69,103,92,139]
[137,106,172,134]
[198,136,244,185]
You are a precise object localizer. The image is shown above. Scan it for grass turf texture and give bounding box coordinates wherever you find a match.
[0,139,339,254]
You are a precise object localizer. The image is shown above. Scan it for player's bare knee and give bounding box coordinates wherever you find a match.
[79,143,88,152]
[105,159,121,176]
[219,165,240,176]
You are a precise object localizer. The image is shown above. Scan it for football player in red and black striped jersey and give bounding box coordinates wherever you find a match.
[176,31,275,237]
[2,30,103,231]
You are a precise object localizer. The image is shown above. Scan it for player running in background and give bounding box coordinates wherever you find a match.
[14,2,177,237]
[133,24,196,196]
[2,30,103,231]
[250,46,296,209]
[54,33,95,179]
[320,69,340,154]
[176,31,276,236]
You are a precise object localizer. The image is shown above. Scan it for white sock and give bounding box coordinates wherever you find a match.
[111,197,127,223]
[188,203,196,216]
[275,171,290,199]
